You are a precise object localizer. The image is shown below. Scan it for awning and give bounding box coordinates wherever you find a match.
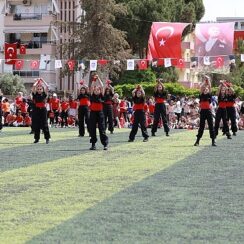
[51,26,59,40]
[4,26,50,33]
[1,3,5,14]
[52,0,60,14]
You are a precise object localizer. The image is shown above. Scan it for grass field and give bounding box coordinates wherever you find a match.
[0,127,243,244]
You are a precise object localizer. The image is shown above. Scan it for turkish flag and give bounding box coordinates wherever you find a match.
[215,56,224,68]
[67,60,75,71]
[20,45,26,55]
[5,43,17,64]
[137,59,148,70]
[152,59,164,67]
[177,58,185,68]
[30,60,40,70]
[98,59,108,66]
[147,22,190,60]
[15,60,24,70]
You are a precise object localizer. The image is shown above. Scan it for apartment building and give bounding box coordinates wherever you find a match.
[57,0,81,93]
[0,0,61,91]
[177,33,199,88]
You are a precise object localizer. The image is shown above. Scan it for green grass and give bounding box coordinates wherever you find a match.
[0,127,243,243]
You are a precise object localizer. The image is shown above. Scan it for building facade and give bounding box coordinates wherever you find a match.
[0,0,82,93]
[1,0,60,91]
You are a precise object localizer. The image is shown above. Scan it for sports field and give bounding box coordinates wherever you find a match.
[0,127,243,243]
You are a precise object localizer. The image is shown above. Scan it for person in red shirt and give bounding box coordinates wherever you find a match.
[0,89,3,131]
[67,115,75,127]
[103,83,114,134]
[32,79,50,144]
[89,74,108,150]
[226,85,237,136]
[148,98,155,116]
[128,85,149,142]
[15,92,23,114]
[151,79,170,137]
[5,113,15,126]
[68,95,78,118]
[60,97,69,128]
[214,81,231,140]
[49,93,60,125]
[119,98,128,123]
[194,76,216,146]
[24,112,32,126]
[13,111,24,127]
[77,84,90,137]
[20,98,29,118]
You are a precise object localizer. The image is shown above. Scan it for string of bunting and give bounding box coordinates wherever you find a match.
[1,53,244,71]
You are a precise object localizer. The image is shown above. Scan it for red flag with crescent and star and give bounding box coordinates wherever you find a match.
[215,56,224,68]
[15,60,24,70]
[5,43,17,64]
[177,58,185,69]
[98,59,108,66]
[20,45,26,55]
[147,22,190,60]
[138,59,148,70]
[30,60,40,70]
[67,60,75,71]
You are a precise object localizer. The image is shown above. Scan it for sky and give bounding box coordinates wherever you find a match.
[201,0,244,21]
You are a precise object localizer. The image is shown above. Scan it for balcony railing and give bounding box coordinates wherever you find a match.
[13,70,40,77]
[13,13,49,21]
[21,41,53,49]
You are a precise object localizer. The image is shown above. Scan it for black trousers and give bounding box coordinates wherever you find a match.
[0,109,2,130]
[226,107,237,133]
[215,107,230,137]
[78,106,90,136]
[61,110,68,127]
[53,109,60,124]
[129,110,149,140]
[103,104,114,132]
[196,109,215,139]
[32,107,50,141]
[89,110,108,146]
[151,103,169,133]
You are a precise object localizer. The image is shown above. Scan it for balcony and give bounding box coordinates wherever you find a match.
[13,70,40,78]
[4,13,54,27]
[20,42,56,55]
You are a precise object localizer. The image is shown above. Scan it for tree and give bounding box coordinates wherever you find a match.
[59,0,130,80]
[0,74,26,95]
[225,39,244,88]
[115,0,205,58]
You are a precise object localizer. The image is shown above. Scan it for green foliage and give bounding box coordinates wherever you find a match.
[152,66,179,82]
[115,82,199,97]
[118,67,178,87]
[115,0,205,57]
[0,73,26,95]
[221,40,244,88]
[119,69,156,84]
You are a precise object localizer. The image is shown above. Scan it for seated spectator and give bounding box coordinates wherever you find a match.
[24,112,32,127]
[13,111,24,127]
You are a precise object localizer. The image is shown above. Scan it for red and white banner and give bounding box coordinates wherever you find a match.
[30,60,40,70]
[137,59,148,70]
[5,43,17,65]
[147,22,190,60]
[98,59,108,66]
[15,60,24,70]
[20,45,26,55]
[67,60,75,71]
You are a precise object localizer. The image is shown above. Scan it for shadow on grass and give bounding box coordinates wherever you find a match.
[28,133,244,243]
[0,131,130,172]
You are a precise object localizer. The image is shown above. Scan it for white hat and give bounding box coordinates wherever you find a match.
[53,93,57,97]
